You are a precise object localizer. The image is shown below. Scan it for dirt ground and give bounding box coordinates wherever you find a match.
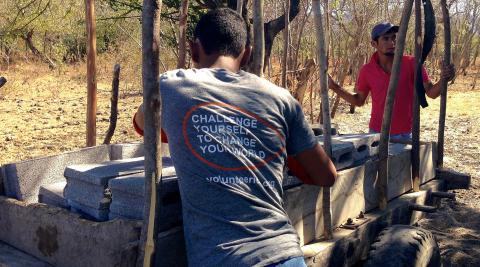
[0,60,479,266]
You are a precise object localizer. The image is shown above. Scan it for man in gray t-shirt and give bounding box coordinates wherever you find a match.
[134,8,336,267]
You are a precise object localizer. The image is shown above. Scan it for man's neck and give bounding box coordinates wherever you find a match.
[198,55,241,73]
[376,52,394,73]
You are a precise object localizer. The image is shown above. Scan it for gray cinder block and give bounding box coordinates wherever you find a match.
[334,133,380,162]
[64,157,146,186]
[316,137,355,170]
[109,173,182,230]
[38,182,69,209]
[109,143,145,160]
[1,145,110,203]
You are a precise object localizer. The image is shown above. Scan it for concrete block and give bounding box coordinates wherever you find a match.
[0,196,141,267]
[310,123,338,136]
[0,241,53,267]
[109,174,182,229]
[64,157,146,186]
[63,179,107,208]
[38,182,69,209]
[69,199,110,221]
[1,145,110,203]
[334,133,380,162]
[109,143,144,160]
[316,136,354,170]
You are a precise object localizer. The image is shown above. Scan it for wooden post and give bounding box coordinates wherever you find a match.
[438,0,451,168]
[177,0,189,69]
[236,0,243,14]
[138,0,163,266]
[377,0,414,210]
[412,0,422,192]
[85,0,97,147]
[281,0,290,88]
[312,0,333,240]
[103,64,120,145]
[252,0,265,76]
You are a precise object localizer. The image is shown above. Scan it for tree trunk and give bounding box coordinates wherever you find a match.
[177,0,189,69]
[377,0,413,210]
[252,0,265,76]
[312,0,333,240]
[138,0,163,266]
[281,0,290,88]
[264,0,301,69]
[22,30,56,69]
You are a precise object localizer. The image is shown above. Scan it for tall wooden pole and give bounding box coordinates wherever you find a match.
[312,0,333,240]
[252,0,265,76]
[377,0,413,210]
[281,0,290,88]
[138,0,163,266]
[438,0,451,168]
[177,0,189,69]
[412,0,422,192]
[85,0,97,147]
[236,0,243,14]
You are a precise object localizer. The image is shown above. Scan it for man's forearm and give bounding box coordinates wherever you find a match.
[331,84,364,106]
[425,80,442,99]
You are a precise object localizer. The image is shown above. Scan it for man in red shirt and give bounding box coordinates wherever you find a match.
[329,22,455,141]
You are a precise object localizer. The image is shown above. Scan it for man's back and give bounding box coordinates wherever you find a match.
[160,68,318,266]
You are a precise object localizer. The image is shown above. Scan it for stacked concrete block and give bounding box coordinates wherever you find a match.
[1,145,110,203]
[316,136,355,170]
[109,173,181,230]
[64,157,145,221]
[311,123,338,136]
[109,159,182,230]
[109,143,145,160]
[333,133,380,163]
[38,181,69,209]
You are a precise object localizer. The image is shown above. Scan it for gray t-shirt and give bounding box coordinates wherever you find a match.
[160,68,318,266]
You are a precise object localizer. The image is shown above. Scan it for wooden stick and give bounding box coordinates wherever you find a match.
[281,0,289,88]
[85,0,97,147]
[312,0,333,240]
[138,0,163,266]
[412,0,422,192]
[377,0,414,210]
[103,64,120,145]
[252,0,265,76]
[177,0,189,69]
[236,0,243,14]
[437,0,451,168]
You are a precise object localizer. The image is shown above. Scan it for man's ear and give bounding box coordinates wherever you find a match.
[240,45,252,67]
[189,40,200,64]
[371,40,378,49]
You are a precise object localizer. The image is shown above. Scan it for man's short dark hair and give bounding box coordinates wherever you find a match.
[194,8,247,57]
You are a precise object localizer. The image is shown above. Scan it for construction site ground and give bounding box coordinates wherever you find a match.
[0,61,478,266]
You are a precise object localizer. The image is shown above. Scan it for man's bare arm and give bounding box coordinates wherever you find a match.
[425,63,455,99]
[328,75,368,107]
[134,104,144,131]
[294,144,337,187]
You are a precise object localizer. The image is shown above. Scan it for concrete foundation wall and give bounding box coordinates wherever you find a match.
[0,196,141,267]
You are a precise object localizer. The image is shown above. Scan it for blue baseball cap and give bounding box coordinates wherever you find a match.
[371,22,399,40]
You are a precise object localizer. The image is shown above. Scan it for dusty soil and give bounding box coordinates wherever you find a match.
[0,60,479,266]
